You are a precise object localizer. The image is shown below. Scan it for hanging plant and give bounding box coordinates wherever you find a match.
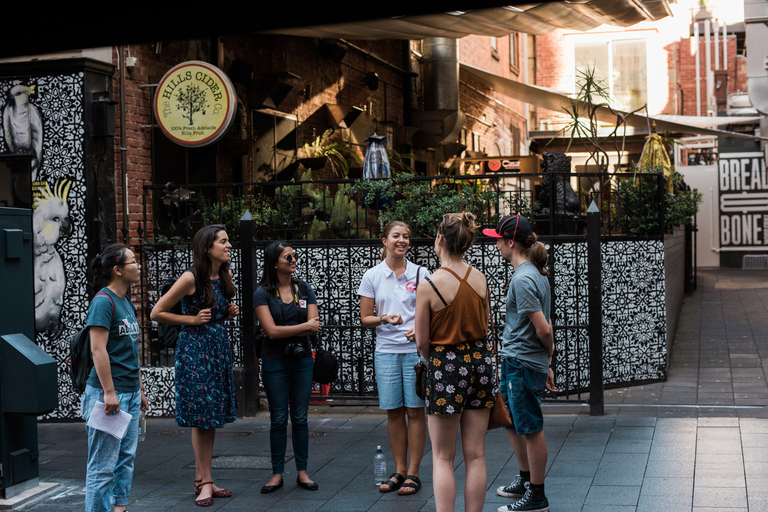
[300,128,362,178]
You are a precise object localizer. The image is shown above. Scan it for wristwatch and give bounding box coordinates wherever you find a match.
[379,315,385,325]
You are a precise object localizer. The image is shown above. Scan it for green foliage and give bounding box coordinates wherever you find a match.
[386,148,416,174]
[200,194,286,239]
[665,172,703,228]
[348,173,502,237]
[302,128,362,178]
[613,164,702,236]
[505,193,532,217]
[554,67,646,173]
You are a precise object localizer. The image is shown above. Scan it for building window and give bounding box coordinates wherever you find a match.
[509,33,519,74]
[491,37,500,61]
[574,39,647,111]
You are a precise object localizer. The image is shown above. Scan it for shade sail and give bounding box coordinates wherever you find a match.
[261,1,673,39]
[460,63,768,141]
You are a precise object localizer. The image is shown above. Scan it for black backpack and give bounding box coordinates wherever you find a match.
[68,292,114,394]
[156,269,196,349]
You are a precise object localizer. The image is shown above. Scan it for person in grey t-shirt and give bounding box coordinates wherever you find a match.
[483,215,556,512]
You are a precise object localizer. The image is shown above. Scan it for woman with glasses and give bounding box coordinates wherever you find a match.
[151,225,239,507]
[82,243,148,512]
[415,212,493,512]
[254,241,321,494]
[358,220,427,495]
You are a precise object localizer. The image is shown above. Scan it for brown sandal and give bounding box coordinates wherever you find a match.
[195,481,214,507]
[195,479,231,498]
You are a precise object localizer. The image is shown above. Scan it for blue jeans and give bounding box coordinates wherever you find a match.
[261,356,314,474]
[81,384,141,512]
[500,358,546,436]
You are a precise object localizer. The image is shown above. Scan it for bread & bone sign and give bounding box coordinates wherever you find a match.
[719,152,768,247]
[153,61,237,147]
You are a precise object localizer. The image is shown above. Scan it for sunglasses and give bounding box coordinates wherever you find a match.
[285,253,298,263]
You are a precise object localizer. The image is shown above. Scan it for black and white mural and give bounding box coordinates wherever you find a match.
[1,74,88,419]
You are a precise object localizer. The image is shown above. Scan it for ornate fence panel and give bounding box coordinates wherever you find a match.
[134,172,668,416]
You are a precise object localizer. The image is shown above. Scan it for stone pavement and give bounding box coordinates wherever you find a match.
[10,268,768,511]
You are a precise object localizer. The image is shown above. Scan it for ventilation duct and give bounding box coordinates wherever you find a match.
[411,37,465,148]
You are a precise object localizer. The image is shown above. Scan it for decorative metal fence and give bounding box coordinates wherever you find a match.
[137,171,669,414]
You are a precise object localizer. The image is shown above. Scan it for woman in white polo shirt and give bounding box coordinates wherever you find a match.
[358,220,427,496]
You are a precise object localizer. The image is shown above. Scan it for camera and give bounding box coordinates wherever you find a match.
[284,341,306,357]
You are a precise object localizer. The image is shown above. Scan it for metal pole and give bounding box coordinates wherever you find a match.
[239,210,259,415]
[587,201,603,416]
[694,22,701,116]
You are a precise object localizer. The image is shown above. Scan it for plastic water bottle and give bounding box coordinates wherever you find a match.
[374,445,386,487]
[138,410,146,441]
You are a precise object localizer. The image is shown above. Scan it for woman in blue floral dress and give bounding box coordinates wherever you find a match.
[151,225,239,507]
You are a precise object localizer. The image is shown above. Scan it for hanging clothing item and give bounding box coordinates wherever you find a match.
[362,135,390,179]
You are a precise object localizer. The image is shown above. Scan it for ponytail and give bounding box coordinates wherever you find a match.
[89,243,129,292]
[521,233,549,276]
[437,212,477,257]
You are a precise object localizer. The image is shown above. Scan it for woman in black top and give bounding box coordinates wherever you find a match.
[253,241,321,493]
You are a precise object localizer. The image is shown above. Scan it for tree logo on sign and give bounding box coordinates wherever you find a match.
[175,84,209,125]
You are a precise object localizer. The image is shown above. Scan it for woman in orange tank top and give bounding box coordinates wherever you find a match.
[415,212,494,512]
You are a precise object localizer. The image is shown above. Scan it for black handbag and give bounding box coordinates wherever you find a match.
[414,358,427,400]
[312,336,338,384]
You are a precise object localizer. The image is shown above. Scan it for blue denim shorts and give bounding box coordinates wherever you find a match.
[500,358,546,436]
[374,351,425,410]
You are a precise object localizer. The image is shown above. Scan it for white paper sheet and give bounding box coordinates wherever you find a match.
[86,401,132,440]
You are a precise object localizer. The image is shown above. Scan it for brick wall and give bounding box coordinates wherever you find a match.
[530,29,747,124]
[530,30,570,126]
[459,35,527,157]
[111,36,410,243]
[674,35,746,116]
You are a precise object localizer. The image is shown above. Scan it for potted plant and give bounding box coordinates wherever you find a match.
[299,128,362,178]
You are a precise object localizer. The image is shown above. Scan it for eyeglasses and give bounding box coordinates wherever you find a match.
[285,253,298,263]
[121,260,141,267]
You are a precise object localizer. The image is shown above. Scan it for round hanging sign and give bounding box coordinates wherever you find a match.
[153,61,237,147]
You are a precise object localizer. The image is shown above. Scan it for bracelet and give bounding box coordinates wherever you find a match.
[379,315,384,325]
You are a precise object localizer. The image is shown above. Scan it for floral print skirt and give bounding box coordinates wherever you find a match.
[425,339,495,415]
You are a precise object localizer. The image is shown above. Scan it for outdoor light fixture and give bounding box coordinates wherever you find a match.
[363,72,379,91]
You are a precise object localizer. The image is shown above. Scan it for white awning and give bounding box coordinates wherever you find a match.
[460,63,768,141]
[261,1,674,39]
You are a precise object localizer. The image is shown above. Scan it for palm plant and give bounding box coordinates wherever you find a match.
[301,128,362,178]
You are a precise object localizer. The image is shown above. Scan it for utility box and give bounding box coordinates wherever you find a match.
[0,207,58,499]
[1,334,57,414]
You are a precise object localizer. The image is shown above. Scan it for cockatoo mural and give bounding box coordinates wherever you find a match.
[33,178,72,339]
[3,84,43,181]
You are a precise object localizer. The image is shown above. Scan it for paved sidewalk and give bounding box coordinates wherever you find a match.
[11,268,768,511]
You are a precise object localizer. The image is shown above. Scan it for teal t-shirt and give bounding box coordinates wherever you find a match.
[85,288,140,392]
[499,261,551,375]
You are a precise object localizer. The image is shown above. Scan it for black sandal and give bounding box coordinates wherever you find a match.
[379,473,405,493]
[397,475,422,495]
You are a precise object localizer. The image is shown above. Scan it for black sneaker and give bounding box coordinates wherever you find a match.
[496,474,529,498]
[497,487,549,512]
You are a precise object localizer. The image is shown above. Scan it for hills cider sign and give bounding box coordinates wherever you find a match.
[719,152,768,247]
[154,61,237,147]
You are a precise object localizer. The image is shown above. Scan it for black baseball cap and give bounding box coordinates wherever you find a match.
[482,215,534,244]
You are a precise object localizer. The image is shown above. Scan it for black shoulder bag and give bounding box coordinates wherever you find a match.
[293,281,338,384]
